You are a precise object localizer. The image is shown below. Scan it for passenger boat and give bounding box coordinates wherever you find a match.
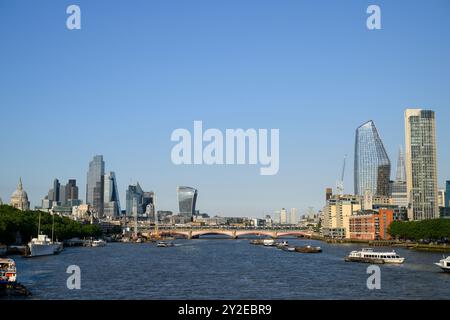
[295,245,322,253]
[345,248,405,264]
[92,240,107,247]
[157,241,175,247]
[0,258,17,284]
[435,256,450,272]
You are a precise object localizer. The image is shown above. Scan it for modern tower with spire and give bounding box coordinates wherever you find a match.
[391,146,408,208]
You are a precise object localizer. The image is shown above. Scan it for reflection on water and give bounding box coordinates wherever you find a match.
[11,238,450,300]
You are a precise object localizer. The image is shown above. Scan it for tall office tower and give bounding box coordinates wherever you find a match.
[354,120,391,197]
[48,179,60,203]
[391,146,408,208]
[126,183,144,216]
[290,208,298,225]
[446,181,450,208]
[86,155,105,216]
[273,211,281,225]
[59,184,67,205]
[326,188,333,201]
[65,179,80,206]
[142,191,154,214]
[280,208,288,225]
[177,186,198,220]
[405,109,439,220]
[103,172,121,218]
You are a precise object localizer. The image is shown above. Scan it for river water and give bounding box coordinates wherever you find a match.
[11,238,450,300]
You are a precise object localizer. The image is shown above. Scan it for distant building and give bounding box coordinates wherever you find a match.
[177,186,198,220]
[126,183,144,217]
[326,188,333,201]
[10,178,30,211]
[322,195,361,239]
[349,209,404,241]
[104,172,121,218]
[405,109,439,220]
[273,211,281,225]
[390,146,408,208]
[438,189,446,208]
[290,208,298,225]
[354,120,391,197]
[48,179,60,203]
[280,208,288,225]
[86,155,105,216]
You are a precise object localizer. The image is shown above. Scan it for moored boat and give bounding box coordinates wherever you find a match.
[345,248,405,264]
[157,241,174,247]
[435,256,450,272]
[92,240,107,247]
[250,240,264,245]
[28,234,62,257]
[263,239,275,247]
[295,245,322,253]
[281,246,296,252]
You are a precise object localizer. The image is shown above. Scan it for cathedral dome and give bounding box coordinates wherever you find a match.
[10,178,30,211]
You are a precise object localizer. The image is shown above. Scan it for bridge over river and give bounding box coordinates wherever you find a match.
[143,228,314,240]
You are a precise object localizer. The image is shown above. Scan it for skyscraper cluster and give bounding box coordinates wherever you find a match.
[86,155,121,218]
[42,178,81,209]
[323,108,441,239]
[353,109,439,220]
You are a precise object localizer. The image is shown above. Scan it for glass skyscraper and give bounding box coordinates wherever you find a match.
[405,109,439,220]
[354,120,391,197]
[104,172,121,218]
[177,186,198,219]
[126,183,144,216]
[86,155,105,216]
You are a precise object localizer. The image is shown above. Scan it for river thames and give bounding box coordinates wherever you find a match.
[12,239,450,300]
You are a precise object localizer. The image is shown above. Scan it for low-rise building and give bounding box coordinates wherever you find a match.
[349,209,404,241]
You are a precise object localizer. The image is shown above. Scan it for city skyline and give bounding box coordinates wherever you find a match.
[1,1,450,217]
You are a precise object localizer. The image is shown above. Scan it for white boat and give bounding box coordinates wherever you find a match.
[28,234,62,257]
[345,248,405,264]
[157,241,174,247]
[27,212,63,257]
[0,258,17,284]
[435,256,450,272]
[263,239,275,247]
[276,241,289,247]
[92,240,107,247]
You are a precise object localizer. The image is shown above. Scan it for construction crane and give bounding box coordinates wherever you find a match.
[336,155,347,196]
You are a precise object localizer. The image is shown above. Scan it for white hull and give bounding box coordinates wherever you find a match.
[28,243,59,257]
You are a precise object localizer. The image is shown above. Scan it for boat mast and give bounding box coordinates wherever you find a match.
[51,214,55,243]
[38,211,41,235]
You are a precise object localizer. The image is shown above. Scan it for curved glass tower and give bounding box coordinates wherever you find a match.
[354,121,391,197]
[177,186,198,218]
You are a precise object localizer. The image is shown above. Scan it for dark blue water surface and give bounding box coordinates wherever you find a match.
[11,239,450,300]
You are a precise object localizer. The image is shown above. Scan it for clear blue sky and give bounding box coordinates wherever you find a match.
[0,0,449,217]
